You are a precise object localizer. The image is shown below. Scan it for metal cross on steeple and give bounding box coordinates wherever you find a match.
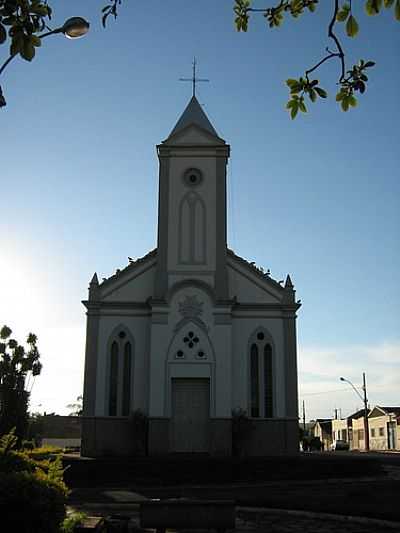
[179,57,209,97]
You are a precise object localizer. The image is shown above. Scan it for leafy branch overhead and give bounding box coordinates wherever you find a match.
[234,0,400,118]
[0,0,398,112]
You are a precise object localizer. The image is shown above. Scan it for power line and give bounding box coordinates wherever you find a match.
[299,383,389,397]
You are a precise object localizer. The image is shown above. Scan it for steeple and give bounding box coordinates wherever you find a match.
[155,97,230,300]
[167,96,219,140]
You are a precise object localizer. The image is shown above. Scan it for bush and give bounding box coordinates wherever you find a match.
[0,470,67,533]
[0,430,68,533]
[27,444,63,461]
[0,447,37,473]
[61,511,87,533]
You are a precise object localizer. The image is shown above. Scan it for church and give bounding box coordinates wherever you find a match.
[81,95,301,456]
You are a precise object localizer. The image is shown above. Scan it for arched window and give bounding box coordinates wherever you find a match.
[264,344,273,418]
[122,342,132,416]
[107,330,133,416]
[109,341,119,416]
[250,344,259,417]
[249,332,274,418]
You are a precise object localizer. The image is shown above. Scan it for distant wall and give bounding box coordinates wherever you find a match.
[40,415,81,439]
[42,438,81,448]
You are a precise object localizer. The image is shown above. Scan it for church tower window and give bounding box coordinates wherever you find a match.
[178,192,206,264]
[249,332,274,418]
[183,167,203,187]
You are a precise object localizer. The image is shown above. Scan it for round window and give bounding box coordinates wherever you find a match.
[183,168,203,187]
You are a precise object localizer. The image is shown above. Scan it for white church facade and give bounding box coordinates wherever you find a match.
[81,96,301,456]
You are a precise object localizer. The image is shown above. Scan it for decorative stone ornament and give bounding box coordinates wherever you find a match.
[178,294,204,318]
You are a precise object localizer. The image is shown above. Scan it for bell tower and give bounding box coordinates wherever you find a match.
[154,96,230,300]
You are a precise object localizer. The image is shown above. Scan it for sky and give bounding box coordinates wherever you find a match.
[1,1,399,420]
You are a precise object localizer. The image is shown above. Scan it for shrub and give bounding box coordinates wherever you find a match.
[61,511,87,533]
[0,447,37,473]
[0,430,68,533]
[27,444,63,461]
[232,407,254,457]
[0,470,67,533]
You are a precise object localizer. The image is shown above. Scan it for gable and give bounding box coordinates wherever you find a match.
[101,256,156,302]
[368,406,387,418]
[227,257,283,304]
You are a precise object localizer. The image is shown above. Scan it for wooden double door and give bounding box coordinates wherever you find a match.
[171,378,210,453]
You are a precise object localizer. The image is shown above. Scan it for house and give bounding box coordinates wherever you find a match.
[313,419,332,450]
[331,417,348,444]
[81,96,301,457]
[368,406,400,451]
[349,409,368,450]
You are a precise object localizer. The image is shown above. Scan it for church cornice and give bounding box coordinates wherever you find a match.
[82,300,150,310]
[233,302,301,313]
[157,144,230,157]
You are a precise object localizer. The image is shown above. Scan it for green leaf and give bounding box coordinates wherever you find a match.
[290,105,299,119]
[364,60,376,68]
[396,0,400,19]
[384,0,395,6]
[21,37,35,61]
[346,15,359,36]
[337,3,351,21]
[336,91,345,101]
[349,95,358,107]
[309,89,317,102]
[341,97,350,111]
[298,99,307,113]
[286,79,298,88]
[0,24,6,45]
[31,35,41,47]
[365,0,382,15]
[10,34,24,56]
[315,87,327,98]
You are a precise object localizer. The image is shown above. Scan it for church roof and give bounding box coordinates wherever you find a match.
[167,96,219,139]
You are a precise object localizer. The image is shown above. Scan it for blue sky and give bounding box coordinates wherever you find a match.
[1,1,399,419]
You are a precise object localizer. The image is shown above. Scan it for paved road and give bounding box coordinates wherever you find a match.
[69,487,400,533]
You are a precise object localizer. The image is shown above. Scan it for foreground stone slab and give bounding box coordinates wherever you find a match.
[141,498,235,532]
[74,516,105,532]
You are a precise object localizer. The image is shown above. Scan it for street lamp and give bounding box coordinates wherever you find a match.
[39,17,90,39]
[340,372,370,452]
[0,16,90,106]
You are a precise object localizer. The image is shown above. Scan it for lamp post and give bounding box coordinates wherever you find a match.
[340,373,370,452]
[0,16,89,106]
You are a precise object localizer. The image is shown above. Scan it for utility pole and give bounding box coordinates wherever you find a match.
[363,372,370,452]
[302,400,306,433]
[340,373,370,452]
